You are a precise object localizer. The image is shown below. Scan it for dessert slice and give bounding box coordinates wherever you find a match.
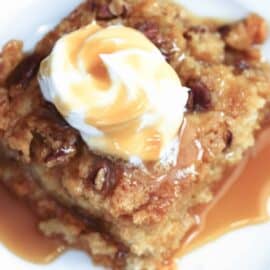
[0,0,270,269]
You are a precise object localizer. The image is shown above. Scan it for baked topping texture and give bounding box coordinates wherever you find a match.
[0,0,270,269]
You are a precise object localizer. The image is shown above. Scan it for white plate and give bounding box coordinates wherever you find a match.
[0,1,270,269]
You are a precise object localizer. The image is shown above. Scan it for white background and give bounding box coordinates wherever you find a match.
[0,0,270,269]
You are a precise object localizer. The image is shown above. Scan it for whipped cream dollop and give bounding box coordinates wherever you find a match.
[38,22,188,161]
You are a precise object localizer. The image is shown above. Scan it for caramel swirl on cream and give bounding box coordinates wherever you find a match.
[38,22,188,161]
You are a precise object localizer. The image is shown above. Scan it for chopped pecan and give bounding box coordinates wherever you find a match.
[135,21,160,42]
[29,106,78,167]
[96,4,116,20]
[6,53,44,88]
[233,59,250,75]
[223,129,233,151]
[186,90,194,111]
[87,160,117,196]
[218,25,231,37]
[44,146,77,167]
[93,168,108,191]
[186,79,212,111]
[109,0,128,17]
[134,21,175,60]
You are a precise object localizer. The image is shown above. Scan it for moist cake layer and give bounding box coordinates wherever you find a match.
[0,0,270,269]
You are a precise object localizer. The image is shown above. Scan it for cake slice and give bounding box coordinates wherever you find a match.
[0,0,270,269]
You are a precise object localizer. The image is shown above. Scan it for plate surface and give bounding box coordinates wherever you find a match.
[0,0,269,269]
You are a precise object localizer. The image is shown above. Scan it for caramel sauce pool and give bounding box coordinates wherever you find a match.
[180,126,270,255]
[0,185,65,263]
[0,127,269,264]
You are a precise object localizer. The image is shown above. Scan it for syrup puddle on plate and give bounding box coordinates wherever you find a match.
[180,125,270,255]
[0,127,269,265]
[0,185,65,263]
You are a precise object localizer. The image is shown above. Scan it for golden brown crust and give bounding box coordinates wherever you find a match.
[221,14,267,51]
[0,40,23,85]
[0,0,270,269]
